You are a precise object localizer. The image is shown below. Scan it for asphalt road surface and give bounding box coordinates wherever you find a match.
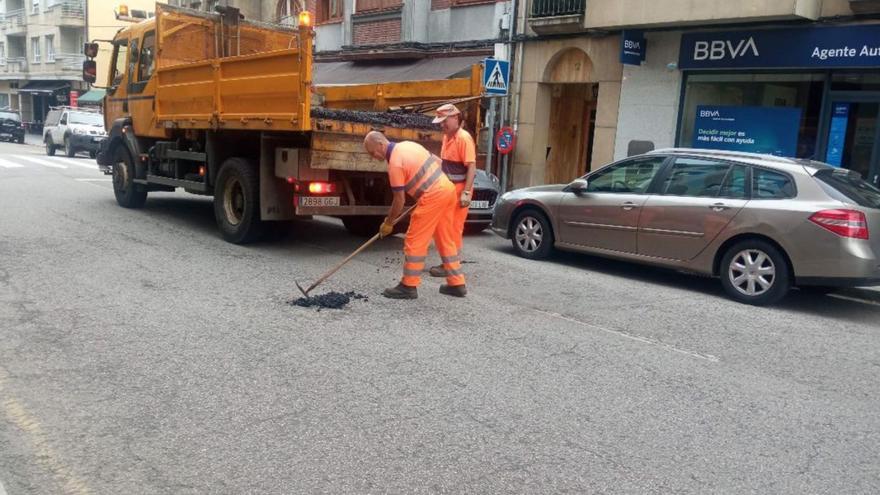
[1,140,879,494]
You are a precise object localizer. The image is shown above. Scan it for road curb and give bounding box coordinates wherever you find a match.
[836,287,880,303]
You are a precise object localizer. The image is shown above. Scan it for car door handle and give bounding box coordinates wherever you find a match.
[621,202,639,211]
[709,203,730,212]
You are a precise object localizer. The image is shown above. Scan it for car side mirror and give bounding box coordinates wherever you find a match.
[568,178,589,194]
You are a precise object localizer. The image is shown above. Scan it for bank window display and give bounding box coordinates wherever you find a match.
[679,73,824,159]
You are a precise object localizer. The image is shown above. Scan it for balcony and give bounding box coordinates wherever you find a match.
[583,0,822,29]
[44,0,86,27]
[54,52,84,71]
[528,0,585,34]
[0,56,28,76]
[0,9,28,35]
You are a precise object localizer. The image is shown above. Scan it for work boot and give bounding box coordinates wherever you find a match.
[439,284,467,298]
[382,283,418,299]
[429,264,447,277]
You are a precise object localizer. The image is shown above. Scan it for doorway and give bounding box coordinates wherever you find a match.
[544,83,596,185]
[822,93,880,186]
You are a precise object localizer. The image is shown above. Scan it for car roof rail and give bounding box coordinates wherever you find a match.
[649,147,799,165]
[48,105,102,114]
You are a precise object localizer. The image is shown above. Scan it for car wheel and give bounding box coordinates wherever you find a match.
[112,146,147,208]
[64,136,76,157]
[45,137,56,156]
[214,157,264,244]
[720,240,790,306]
[511,209,554,260]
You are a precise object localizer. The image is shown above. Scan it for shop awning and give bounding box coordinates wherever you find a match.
[77,89,106,104]
[314,55,484,85]
[18,81,71,94]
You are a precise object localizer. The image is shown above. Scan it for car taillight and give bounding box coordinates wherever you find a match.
[809,209,869,239]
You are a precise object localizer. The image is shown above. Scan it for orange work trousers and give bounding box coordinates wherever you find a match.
[433,182,469,253]
[402,184,466,288]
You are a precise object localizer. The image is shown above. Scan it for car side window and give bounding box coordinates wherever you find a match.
[137,31,156,82]
[753,168,796,199]
[661,158,731,197]
[586,157,666,194]
[719,165,748,199]
[60,113,67,125]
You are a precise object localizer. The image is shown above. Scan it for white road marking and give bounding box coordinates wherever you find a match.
[0,157,24,168]
[50,157,100,170]
[532,308,721,363]
[14,155,68,169]
[0,477,8,495]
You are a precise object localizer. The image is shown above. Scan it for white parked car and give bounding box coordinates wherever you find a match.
[43,107,107,158]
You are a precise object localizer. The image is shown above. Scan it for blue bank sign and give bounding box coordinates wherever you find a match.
[693,106,802,157]
[680,24,880,70]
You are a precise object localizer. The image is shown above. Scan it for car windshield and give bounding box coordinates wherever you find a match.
[814,168,880,210]
[0,111,21,122]
[69,112,104,126]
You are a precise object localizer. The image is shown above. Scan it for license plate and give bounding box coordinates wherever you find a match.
[299,196,340,207]
[471,200,490,209]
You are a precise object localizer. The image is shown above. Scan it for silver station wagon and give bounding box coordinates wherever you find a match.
[491,149,880,305]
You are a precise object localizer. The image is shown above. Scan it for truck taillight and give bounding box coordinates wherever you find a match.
[308,182,335,194]
[809,209,869,239]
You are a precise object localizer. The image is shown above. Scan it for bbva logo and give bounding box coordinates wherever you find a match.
[700,110,721,118]
[693,38,760,61]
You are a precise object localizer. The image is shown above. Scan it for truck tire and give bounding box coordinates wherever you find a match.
[112,145,147,208]
[214,157,264,244]
[64,135,76,157]
[45,136,56,156]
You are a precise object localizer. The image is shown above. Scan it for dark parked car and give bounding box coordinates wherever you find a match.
[492,148,880,305]
[0,110,25,144]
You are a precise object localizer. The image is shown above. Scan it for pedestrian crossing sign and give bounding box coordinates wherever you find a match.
[483,58,509,96]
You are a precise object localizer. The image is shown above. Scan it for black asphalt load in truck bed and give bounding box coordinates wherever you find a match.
[311,107,437,130]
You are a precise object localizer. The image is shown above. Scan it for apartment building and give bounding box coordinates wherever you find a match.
[509,0,880,189]
[0,0,89,125]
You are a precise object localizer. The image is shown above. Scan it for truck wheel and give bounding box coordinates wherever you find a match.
[214,157,264,244]
[45,137,56,156]
[64,136,76,157]
[112,146,147,209]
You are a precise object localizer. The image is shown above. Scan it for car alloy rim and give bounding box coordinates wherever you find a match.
[728,249,775,297]
[223,176,244,226]
[515,216,543,253]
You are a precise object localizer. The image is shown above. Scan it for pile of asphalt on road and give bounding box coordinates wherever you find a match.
[311,107,437,130]
[289,291,368,310]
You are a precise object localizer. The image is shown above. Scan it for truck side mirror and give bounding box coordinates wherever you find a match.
[83,43,99,58]
[83,60,97,84]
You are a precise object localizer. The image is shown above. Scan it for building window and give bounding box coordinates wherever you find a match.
[45,35,54,63]
[317,0,342,22]
[0,42,6,66]
[31,36,40,63]
[276,0,301,24]
[0,94,9,109]
[678,73,825,159]
[356,0,402,13]
[31,0,39,14]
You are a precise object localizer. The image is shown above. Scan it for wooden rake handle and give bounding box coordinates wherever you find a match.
[301,205,417,296]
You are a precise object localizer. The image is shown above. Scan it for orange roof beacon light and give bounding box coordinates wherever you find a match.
[298,11,312,27]
[118,4,129,16]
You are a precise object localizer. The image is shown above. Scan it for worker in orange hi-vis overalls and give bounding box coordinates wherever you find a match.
[363,131,467,299]
[429,103,477,278]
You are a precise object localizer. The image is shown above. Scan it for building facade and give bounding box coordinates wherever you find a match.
[508,0,880,189]
[0,0,89,125]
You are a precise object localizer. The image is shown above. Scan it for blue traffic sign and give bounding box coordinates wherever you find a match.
[483,58,510,96]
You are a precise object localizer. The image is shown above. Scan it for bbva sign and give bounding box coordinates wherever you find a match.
[693,38,760,61]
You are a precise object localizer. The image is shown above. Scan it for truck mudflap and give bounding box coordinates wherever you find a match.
[95,137,113,172]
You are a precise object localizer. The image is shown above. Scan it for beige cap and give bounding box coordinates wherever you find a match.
[432,103,462,124]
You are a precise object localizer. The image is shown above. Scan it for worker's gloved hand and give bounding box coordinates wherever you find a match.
[460,190,472,208]
[379,220,394,238]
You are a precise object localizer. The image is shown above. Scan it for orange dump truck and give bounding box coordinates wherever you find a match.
[92,3,484,243]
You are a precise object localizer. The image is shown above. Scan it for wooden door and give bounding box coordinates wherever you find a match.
[545,84,589,185]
